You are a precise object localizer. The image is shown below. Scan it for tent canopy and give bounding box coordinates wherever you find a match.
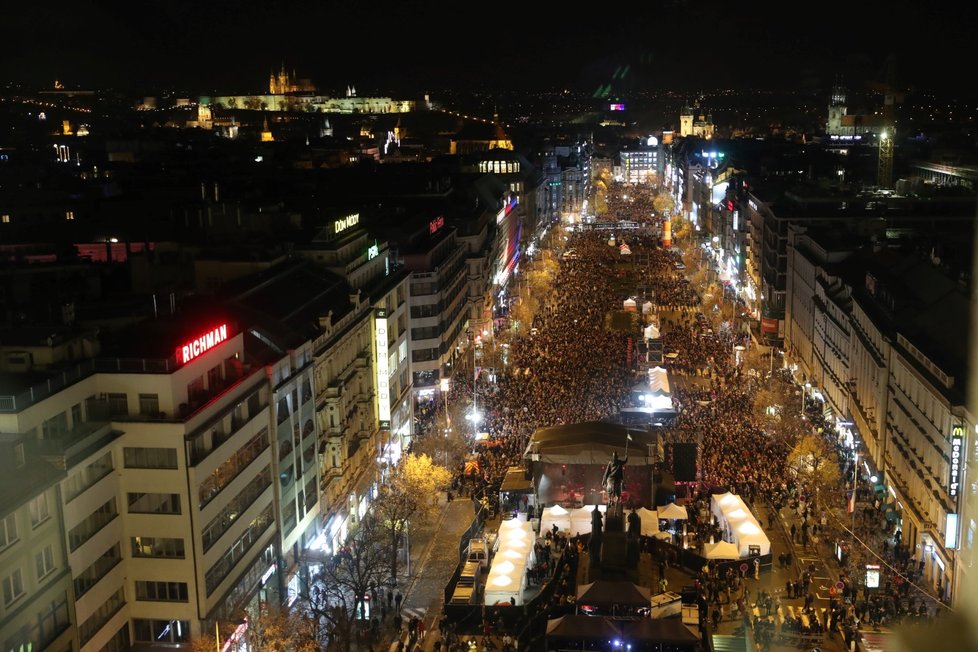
[546,615,621,640]
[576,580,651,608]
[703,540,740,560]
[647,367,671,396]
[525,421,659,465]
[499,467,533,493]
[636,507,660,536]
[659,502,688,520]
[620,618,700,644]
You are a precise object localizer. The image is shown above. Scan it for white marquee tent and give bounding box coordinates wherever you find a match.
[539,505,572,536]
[703,540,740,560]
[658,502,688,520]
[635,507,660,537]
[709,492,771,557]
[484,519,536,605]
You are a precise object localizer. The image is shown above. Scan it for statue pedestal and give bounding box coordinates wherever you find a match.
[600,531,628,574]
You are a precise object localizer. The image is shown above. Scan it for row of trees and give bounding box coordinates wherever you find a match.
[193,453,452,652]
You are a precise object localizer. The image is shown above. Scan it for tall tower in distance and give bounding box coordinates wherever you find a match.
[679,106,693,137]
[827,84,847,135]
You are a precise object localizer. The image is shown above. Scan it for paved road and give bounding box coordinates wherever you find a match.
[379,499,475,650]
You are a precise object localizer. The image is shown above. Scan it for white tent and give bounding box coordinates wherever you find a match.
[484,558,527,606]
[539,505,572,536]
[709,493,771,557]
[642,302,655,315]
[643,323,660,340]
[703,540,740,560]
[647,367,671,397]
[659,502,688,520]
[623,298,637,312]
[569,505,607,536]
[636,507,660,537]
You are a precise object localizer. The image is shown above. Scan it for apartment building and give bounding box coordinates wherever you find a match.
[0,432,74,652]
[785,232,971,603]
[0,312,276,650]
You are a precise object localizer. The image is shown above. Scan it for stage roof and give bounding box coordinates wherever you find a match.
[524,421,660,464]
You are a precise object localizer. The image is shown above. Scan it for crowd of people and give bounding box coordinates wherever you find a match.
[400,216,950,652]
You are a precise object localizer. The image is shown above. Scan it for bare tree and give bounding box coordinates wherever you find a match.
[296,514,391,652]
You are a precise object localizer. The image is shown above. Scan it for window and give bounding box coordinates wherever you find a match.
[107,393,128,417]
[135,580,189,602]
[0,513,17,549]
[35,544,56,579]
[73,544,121,597]
[124,447,178,469]
[102,623,131,652]
[68,498,117,551]
[138,393,160,416]
[42,412,69,438]
[80,587,125,644]
[133,619,190,643]
[63,451,113,502]
[131,536,185,559]
[14,443,25,468]
[30,493,51,527]
[127,492,181,514]
[2,569,24,606]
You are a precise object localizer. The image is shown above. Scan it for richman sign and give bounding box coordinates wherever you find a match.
[177,324,229,364]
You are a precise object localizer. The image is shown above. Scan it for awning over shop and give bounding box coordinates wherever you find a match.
[874,484,886,494]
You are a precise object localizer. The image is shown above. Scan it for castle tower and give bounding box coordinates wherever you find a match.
[679,106,694,137]
[827,85,848,135]
[260,115,274,142]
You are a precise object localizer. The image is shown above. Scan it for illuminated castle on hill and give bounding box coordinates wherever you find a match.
[199,64,416,116]
[269,63,317,94]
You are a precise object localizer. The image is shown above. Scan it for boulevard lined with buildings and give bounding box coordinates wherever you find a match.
[0,73,975,651]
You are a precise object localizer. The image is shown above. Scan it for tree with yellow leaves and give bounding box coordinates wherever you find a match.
[787,433,841,492]
[372,453,452,580]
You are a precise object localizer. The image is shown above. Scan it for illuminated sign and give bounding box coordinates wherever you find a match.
[177,324,228,364]
[950,426,964,498]
[375,309,391,429]
[429,216,445,235]
[334,213,360,234]
[726,200,734,212]
[946,513,959,549]
[865,564,880,588]
[748,200,758,211]
[367,243,379,260]
[609,103,625,111]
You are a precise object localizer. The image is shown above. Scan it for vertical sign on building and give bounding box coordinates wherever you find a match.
[375,309,391,430]
[950,425,963,499]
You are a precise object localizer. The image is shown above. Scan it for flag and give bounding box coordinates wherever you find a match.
[846,490,855,514]
[627,433,633,441]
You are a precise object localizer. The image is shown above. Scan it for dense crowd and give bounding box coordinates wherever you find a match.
[401,222,949,652]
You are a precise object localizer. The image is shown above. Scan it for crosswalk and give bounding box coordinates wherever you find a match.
[400,606,429,626]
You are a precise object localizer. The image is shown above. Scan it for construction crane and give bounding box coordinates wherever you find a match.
[865,53,907,189]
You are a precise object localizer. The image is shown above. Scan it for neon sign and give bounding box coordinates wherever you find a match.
[367,243,379,260]
[950,426,963,498]
[177,324,228,364]
[334,213,360,234]
[429,216,445,235]
[375,309,391,429]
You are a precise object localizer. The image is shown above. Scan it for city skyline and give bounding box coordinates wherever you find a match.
[2,0,974,97]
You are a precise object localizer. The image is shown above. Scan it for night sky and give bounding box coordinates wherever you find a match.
[1,0,973,97]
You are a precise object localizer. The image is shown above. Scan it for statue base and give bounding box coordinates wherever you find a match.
[604,514,625,534]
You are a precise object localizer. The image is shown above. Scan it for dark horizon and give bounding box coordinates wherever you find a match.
[2,1,974,100]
